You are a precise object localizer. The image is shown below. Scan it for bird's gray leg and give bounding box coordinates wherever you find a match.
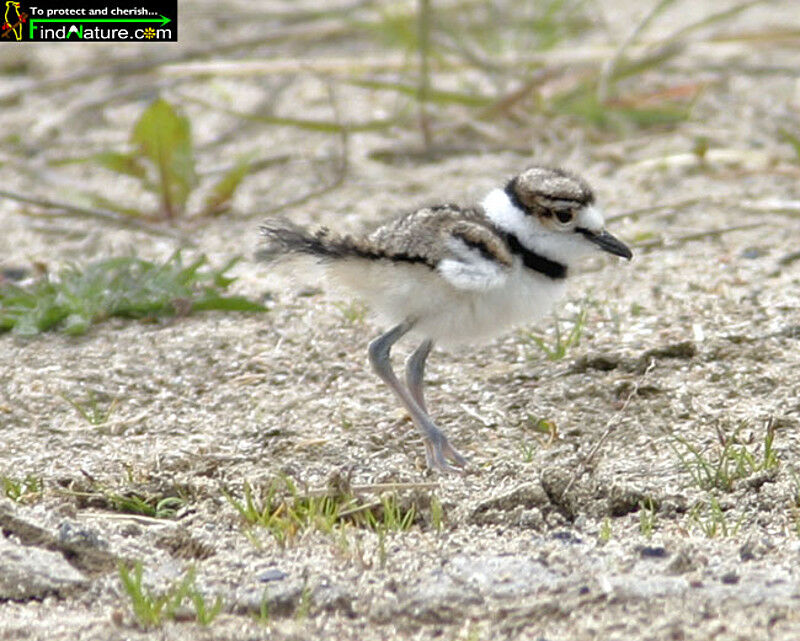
[369,324,467,473]
[404,339,468,470]
[405,339,433,413]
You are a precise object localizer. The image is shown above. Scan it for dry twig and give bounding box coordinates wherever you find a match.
[0,190,192,243]
[597,0,677,102]
[559,361,656,500]
[633,223,760,252]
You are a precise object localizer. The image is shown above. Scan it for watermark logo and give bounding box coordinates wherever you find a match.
[2,1,28,40]
[1,1,177,42]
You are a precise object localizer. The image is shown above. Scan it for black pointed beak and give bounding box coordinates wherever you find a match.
[577,228,633,260]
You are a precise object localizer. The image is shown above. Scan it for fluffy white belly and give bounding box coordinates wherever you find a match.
[328,259,565,347]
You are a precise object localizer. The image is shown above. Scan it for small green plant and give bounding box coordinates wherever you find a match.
[335,523,352,555]
[518,414,558,463]
[334,299,367,324]
[789,468,800,538]
[522,305,587,361]
[118,562,222,628]
[762,420,780,470]
[365,0,591,63]
[107,493,186,519]
[375,527,388,569]
[60,480,187,520]
[253,591,271,625]
[599,517,612,543]
[60,99,253,220]
[365,494,416,532]
[360,495,416,570]
[190,587,224,626]
[0,252,266,336]
[466,622,482,641]
[118,562,192,628]
[639,499,657,539]
[294,585,312,622]
[790,468,800,507]
[552,81,694,131]
[430,495,444,532]
[669,420,780,492]
[688,496,743,538]
[519,440,537,463]
[692,136,711,163]
[778,127,800,162]
[225,479,419,545]
[524,415,558,448]
[362,4,420,55]
[61,391,118,426]
[225,478,342,546]
[2,474,42,503]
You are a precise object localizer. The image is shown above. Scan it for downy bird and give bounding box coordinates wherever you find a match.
[258,167,632,473]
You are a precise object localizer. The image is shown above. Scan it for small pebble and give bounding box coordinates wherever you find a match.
[258,568,288,582]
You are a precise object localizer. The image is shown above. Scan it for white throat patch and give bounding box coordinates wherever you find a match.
[481,188,527,236]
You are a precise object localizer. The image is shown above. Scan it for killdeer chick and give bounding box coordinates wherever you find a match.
[258,166,632,473]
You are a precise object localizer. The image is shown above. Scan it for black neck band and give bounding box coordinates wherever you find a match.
[505,233,567,280]
[504,178,529,215]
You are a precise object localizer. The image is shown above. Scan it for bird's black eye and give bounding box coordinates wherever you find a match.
[555,209,573,224]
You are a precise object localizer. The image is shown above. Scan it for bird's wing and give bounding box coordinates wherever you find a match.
[436,220,513,291]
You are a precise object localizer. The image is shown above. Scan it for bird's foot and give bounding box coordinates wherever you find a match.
[424,431,468,474]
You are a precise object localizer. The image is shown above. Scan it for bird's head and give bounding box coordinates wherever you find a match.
[483,166,632,271]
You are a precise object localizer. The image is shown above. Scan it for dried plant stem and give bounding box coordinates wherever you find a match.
[606,197,713,223]
[609,195,800,224]
[305,482,439,499]
[560,361,655,499]
[598,0,677,102]
[1,20,354,102]
[478,68,560,120]
[178,92,394,134]
[417,0,433,150]
[160,56,412,77]
[634,223,761,252]
[657,0,772,49]
[0,189,191,243]
[337,501,382,519]
[258,84,350,217]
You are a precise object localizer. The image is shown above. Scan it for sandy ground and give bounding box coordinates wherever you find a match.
[1,1,800,639]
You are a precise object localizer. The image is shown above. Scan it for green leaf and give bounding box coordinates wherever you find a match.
[200,156,252,217]
[779,128,800,161]
[91,151,149,180]
[192,295,268,312]
[132,99,197,220]
[87,192,150,218]
[62,313,91,335]
[53,152,148,181]
[246,112,396,133]
[348,79,493,108]
[211,256,242,288]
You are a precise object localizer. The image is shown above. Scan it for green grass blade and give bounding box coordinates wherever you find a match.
[348,78,494,107]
